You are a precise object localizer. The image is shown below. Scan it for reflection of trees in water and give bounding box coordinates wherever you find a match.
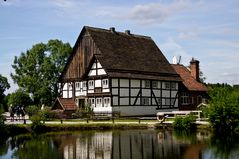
[207,133,239,159]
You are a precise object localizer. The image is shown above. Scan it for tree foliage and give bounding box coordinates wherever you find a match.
[0,74,10,111]
[8,89,32,108]
[208,85,239,134]
[11,39,72,106]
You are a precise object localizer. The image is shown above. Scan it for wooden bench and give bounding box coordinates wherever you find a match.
[156,110,203,123]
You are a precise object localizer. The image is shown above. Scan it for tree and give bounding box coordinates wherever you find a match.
[208,86,239,135]
[11,39,72,106]
[0,74,10,112]
[8,89,32,108]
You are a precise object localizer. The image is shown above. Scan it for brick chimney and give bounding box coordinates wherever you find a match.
[125,30,131,35]
[109,27,115,33]
[190,58,200,81]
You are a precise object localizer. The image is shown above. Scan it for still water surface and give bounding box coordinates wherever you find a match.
[0,130,239,159]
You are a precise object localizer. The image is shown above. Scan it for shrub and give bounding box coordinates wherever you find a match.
[30,114,47,133]
[39,107,52,121]
[25,105,39,117]
[173,115,196,130]
[72,104,93,118]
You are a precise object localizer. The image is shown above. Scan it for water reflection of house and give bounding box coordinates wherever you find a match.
[60,131,196,159]
[62,132,112,159]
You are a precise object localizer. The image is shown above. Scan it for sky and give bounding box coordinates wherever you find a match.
[0,0,239,94]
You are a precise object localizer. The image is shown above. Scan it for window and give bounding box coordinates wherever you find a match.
[83,81,87,89]
[197,96,202,104]
[102,79,108,88]
[103,97,110,107]
[142,97,149,105]
[75,82,80,89]
[145,80,150,88]
[89,98,95,107]
[88,80,94,89]
[171,82,176,89]
[181,92,192,105]
[165,82,170,89]
[96,98,102,107]
[152,81,158,88]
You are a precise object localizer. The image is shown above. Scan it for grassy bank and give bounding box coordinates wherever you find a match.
[4,121,212,136]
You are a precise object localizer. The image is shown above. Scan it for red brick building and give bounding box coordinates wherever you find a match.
[171,59,208,110]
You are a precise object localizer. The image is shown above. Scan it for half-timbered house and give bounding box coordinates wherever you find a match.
[58,26,181,116]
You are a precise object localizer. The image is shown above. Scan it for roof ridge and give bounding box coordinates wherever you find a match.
[84,26,152,40]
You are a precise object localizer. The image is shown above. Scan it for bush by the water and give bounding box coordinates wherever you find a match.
[30,114,47,133]
[208,86,239,134]
[173,114,196,130]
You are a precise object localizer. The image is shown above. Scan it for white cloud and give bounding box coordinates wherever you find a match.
[121,1,191,24]
[49,0,76,8]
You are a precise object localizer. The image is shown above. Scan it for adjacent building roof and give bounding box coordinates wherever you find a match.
[52,98,77,111]
[171,64,208,92]
[61,26,181,81]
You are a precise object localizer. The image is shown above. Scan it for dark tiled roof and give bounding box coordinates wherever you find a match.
[53,98,77,111]
[85,26,180,81]
[171,64,208,91]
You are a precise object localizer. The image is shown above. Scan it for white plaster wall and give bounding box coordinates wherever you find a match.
[88,90,94,93]
[120,79,129,87]
[171,91,177,97]
[131,89,139,96]
[75,91,86,97]
[112,79,118,87]
[97,62,102,68]
[120,98,129,105]
[152,90,161,97]
[69,91,72,98]
[131,98,136,105]
[88,70,96,76]
[92,63,96,69]
[173,99,178,107]
[95,79,101,87]
[112,88,118,95]
[63,83,67,90]
[63,91,67,98]
[112,106,178,116]
[157,81,161,88]
[131,79,140,87]
[102,88,110,92]
[93,106,112,113]
[120,88,129,96]
[162,90,170,97]
[142,89,150,97]
[113,97,118,105]
[98,69,106,75]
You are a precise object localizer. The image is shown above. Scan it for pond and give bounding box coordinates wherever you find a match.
[0,129,239,159]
